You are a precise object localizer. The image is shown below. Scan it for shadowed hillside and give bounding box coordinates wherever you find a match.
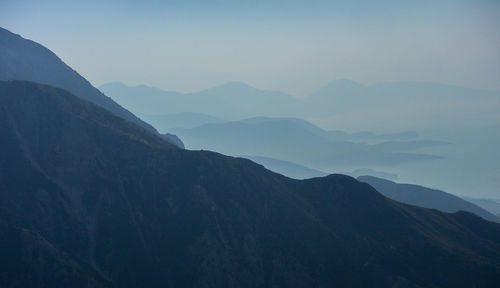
[1,80,500,287]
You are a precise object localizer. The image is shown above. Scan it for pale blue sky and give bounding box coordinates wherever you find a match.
[1,0,499,96]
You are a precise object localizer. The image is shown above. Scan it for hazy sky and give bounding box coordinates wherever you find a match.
[1,0,499,96]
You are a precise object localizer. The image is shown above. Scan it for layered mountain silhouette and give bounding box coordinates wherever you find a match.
[241,155,328,180]
[100,79,500,131]
[100,81,304,120]
[173,117,445,170]
[307,79,500,113]
[344,168,398,181]
[463,197,500,216]
[241,157,401,182]
[306,79,500,130]
[358,176,499,222]
[1,80,500,287]
[141,112,226,133]
[0,27,183,148]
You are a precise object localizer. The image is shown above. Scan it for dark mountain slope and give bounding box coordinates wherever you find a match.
[1,81,500,287]
[0,27,183,148]
[0,222,110,288]
[358,176,499,222]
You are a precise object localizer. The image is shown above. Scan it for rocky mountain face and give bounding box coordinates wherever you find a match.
[1,80,500,287]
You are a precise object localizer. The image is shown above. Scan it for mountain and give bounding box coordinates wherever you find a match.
[308,79,367,109]
[0,222,110,287]
[140,112,226,133]
[99,81,305,120]
[0,28,152,133]
[98,82,183,115]
[308,80,500,110]
[2,80,500,287]
[241,155,327,180]
[100,79,499,133]
[462,197,500,216]
[306,79,500,129]
[358,176,499,223]
[0,27,183,148]
[173,117,445,170]
[344,168,398,181]
[162,133,185,149]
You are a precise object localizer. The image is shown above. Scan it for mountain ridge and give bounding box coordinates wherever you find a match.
[358,176,499,223]
[1,80,500,287]
[99,81,304,119]
[0,27,183,148]
[100,78,500,132]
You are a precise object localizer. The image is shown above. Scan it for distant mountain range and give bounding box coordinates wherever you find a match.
[100,79,500,130]
[0,28,183,148]
[1,80,500,287]
[100,81,304,120]
[172,116,445,170]
[306,79,500,128]
[99,79,500,198]
[358,176,499,223]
